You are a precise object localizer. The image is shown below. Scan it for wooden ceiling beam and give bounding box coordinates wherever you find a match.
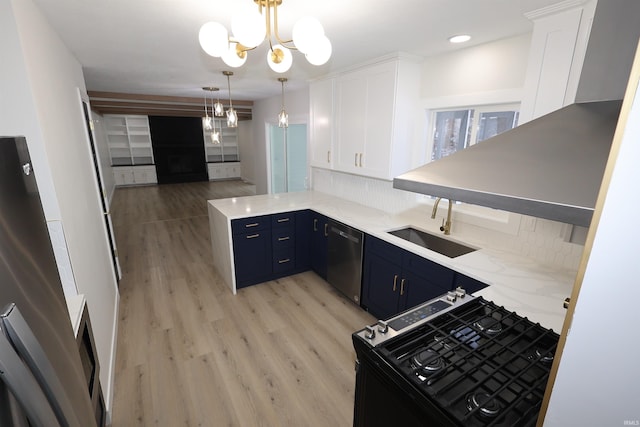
[88,90,253,119]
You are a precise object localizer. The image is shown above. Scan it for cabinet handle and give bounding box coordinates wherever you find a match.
[393,275,398,291]
[278,236,290,241]
[245,222,259,228]
[354,153,358,167]
[400,279,406,296]
[327,150,330,163]
[324,223,328,237]
[246,233,260,239]
[278,258,291,264]
[313,218,318,232]
[359,153,363,167]
[277,218,290,223]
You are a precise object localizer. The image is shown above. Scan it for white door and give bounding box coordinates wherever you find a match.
[269,124,308,194]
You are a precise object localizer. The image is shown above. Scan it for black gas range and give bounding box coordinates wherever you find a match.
[352,289,559,427]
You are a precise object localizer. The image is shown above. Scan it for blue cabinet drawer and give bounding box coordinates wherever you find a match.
[272,227,295,250]
[272,212,296,228]
[273,247,295,273]
[232,215,270,234]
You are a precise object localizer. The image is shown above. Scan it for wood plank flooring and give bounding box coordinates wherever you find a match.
[109,181,375,426]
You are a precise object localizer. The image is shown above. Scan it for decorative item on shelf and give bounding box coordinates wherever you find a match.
[223,71,238,128]
[277,77,288,128]
[202,87,221,143]
[198,0,331,73]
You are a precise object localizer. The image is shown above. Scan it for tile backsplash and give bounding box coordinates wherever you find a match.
[312,168,584,271]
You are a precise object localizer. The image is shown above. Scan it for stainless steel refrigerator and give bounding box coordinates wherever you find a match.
[0,137,96,426]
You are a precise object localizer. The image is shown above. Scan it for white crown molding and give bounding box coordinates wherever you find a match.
[525,0,591,20]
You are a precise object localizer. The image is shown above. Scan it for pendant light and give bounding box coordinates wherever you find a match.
[278,77,288,128]
[203,87,221,143]
[213,91,225,117]
[211,96,221,144]
[202,87,214,131]
[223,71,238,128]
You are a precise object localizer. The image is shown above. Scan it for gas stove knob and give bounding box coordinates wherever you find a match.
[446,291,457,302]
[377,320,389,334]
[455,287,466,298]
[364,325,376,340]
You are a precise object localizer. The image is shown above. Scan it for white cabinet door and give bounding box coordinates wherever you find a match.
[335,60,401,179]
[336,71,367,174]
[359,62,396,178]
[113,167,134,186]
[132,166,157,184]
[309,78,335,168]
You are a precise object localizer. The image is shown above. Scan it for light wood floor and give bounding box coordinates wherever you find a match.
[109,180,375,426]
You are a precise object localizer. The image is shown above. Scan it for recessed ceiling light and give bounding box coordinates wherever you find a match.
[448,35,471,44]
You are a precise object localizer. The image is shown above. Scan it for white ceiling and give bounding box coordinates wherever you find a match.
[30,0,562,101]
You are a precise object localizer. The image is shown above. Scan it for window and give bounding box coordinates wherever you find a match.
[430,104,519,161]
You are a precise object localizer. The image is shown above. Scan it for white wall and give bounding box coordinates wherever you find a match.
[249,87,310,194]
[2,0,119,418]
[420,33,531,99]
[237,120,254,184]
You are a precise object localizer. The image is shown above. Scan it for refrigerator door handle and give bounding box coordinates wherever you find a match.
[0,323,61,427]
[1,303,79,427]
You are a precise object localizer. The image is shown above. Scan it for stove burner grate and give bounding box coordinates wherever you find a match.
[466,392,502,419]
[473,316,503,335]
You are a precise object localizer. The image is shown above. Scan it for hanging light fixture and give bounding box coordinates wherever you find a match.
[199,0,331,73]
[223,71,238,128]
[202,87,214,131]
[277,77,288,128]
[213,89,225,117]
[202,87,221,143]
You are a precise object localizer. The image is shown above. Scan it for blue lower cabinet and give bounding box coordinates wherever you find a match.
[361,250,402,320]
[295,210,311,271]
[361,235,456,319]
[233,228,272,289]
[232,210,311,288]
[310,211,328,279]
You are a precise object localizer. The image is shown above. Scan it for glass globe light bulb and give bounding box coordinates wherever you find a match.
[199,22,228,57]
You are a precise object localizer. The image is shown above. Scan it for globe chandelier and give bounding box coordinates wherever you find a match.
[199,0,332,73]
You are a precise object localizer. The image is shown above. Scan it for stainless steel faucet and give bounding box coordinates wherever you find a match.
[431,197,453,235]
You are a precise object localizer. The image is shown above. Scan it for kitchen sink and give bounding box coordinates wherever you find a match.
[387,227,477,258]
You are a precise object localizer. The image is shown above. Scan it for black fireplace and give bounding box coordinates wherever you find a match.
[149,116,207,184]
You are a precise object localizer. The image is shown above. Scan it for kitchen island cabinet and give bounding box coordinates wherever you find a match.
[208,191,574,331]
[230,211,311,288]
[232,215,272,288]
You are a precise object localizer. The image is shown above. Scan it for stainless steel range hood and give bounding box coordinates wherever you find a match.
[393,0,640,228]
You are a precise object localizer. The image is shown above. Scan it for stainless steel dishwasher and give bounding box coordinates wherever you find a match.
[326,219,364,305]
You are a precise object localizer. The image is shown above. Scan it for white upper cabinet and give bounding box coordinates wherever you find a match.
[310,55,420,180]
[309,77,335,169]
[519,1,597,123]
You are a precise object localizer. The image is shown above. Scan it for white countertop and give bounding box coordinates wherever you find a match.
[208,190,577,332]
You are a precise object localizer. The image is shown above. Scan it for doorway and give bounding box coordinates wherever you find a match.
[269,123,307,193]
[79,91,122,281]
